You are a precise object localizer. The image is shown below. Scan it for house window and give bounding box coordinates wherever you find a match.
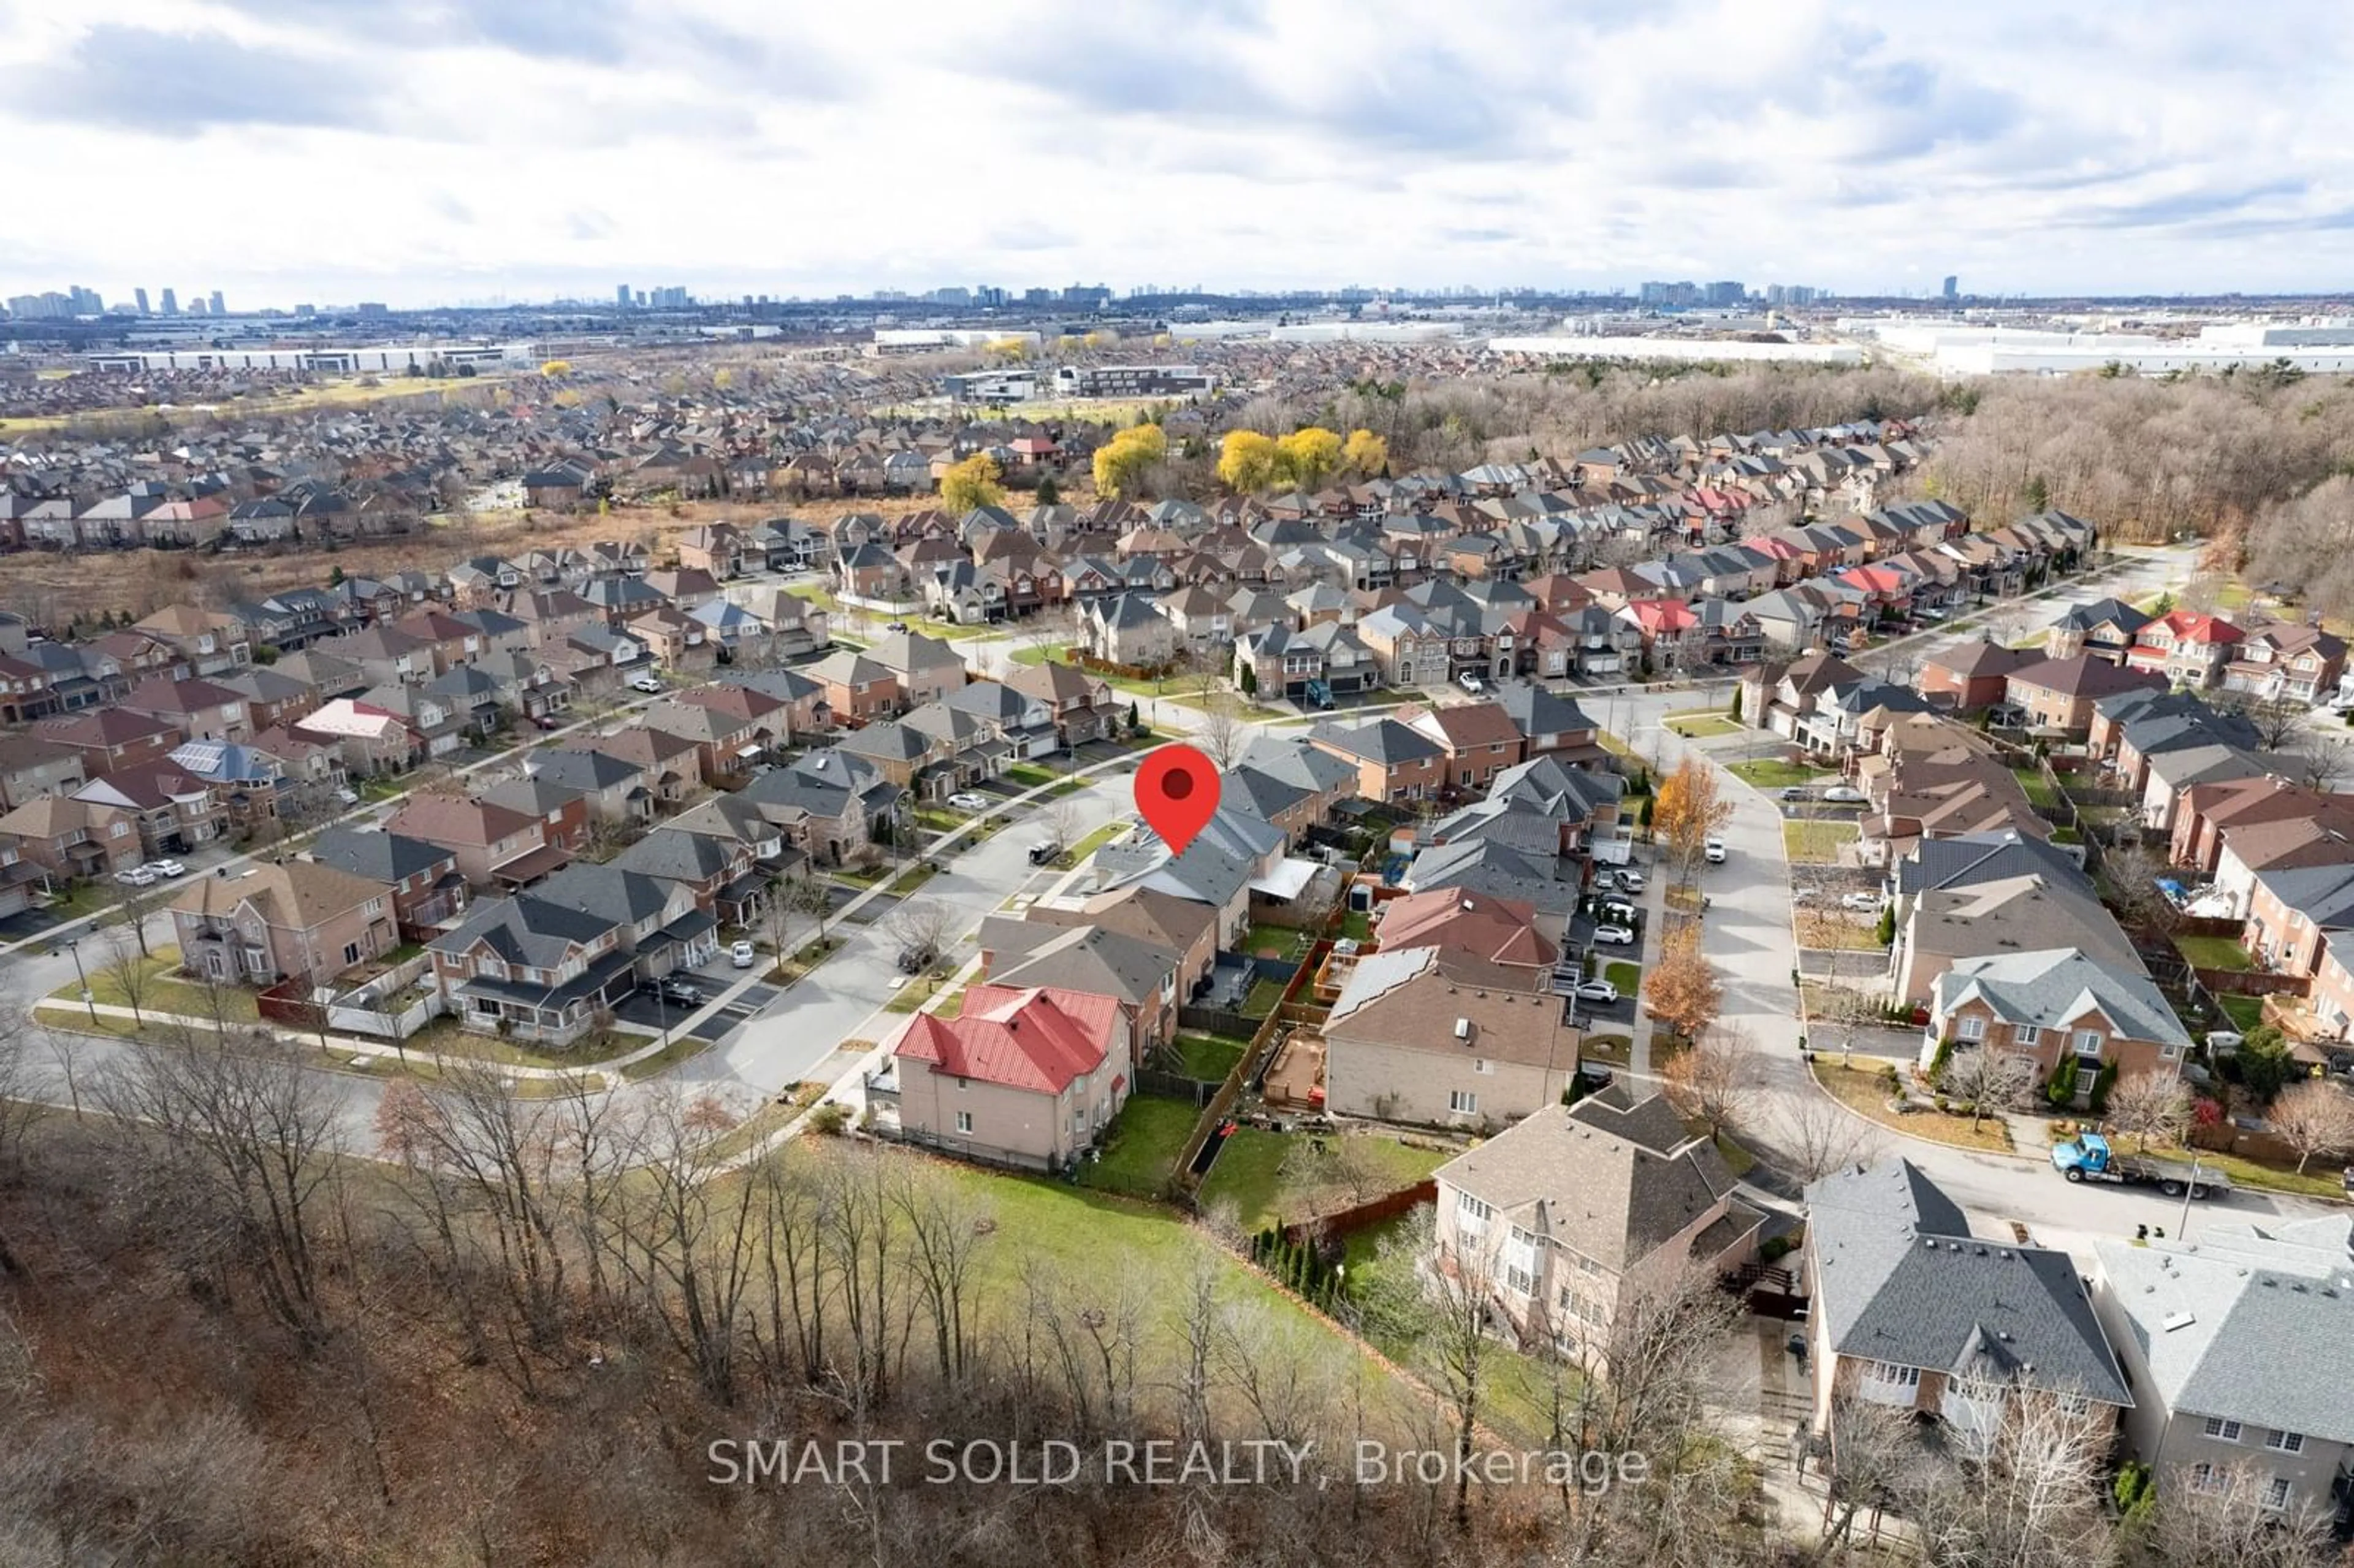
[1448,1089,1479,1116]
[1455,1191,1493,1233]
[1868,1361,1922,1389]
[2073,1030,2104,1059]
[1957,1015,1986,1041]
[2204,1417,2243,1443]
[1473,1059,1493,1075]
[2014,1026,2041,1048]
[2189,1463,2216,1491]
[1504,1265,1535,1296]
[343,942,360,965]
[2264,1430,2304,1454]
[954,1111,973,1135]
[2264,1477,2293,1512]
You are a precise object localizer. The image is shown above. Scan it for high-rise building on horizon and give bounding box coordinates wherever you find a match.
[1941,274,1959,301]
[209,289,225,315]
[133,287,150,314]
[160,287,178,316]
[617,283,631,309]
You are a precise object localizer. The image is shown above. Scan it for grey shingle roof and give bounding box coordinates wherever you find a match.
[1808,1159,2130,1406]
[1932,948,2192,1051]
[308,826,453,884]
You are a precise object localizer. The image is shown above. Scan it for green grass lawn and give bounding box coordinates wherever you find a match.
[51,948,260,1024]
[1666,714,1743,739]
[617,1033,716,1081]
[2136,1141,2344,1199]
[1239,976,1287,1018]
[2176,934,2255,972]
[1235,923,1311,961]
[1730,758,1830,790]
[2217,993,2266,1032]
[1604,961,1642,993]
[1170,1032,1249,1083]
[1581,1032,1632,1064]
[1341,909,1372,943]
[1198,1130,1449,1235]
[1783,820,1860,864]
[2009,767,2061,809]
[1076,1095,1199,1199]
[1066,818,1132,863]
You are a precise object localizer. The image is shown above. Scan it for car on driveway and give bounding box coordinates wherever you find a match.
[945,791,991,812]
[656,976,704,1007]
[1613,868,1646,892]
[1592,924,1637,946]
[628,674,665,694]
[1457,671,1487,695]
[1840,891,1884,913]
[730,940,756,969]
[145,858,187,878]
[1780,786,1808,801]
[1823,785,1868,805]
[1575,978,1618,1005]
[1704,836,1726,864]
[114,865,159,888]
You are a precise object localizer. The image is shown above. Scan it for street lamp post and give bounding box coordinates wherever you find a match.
[55,938,96,1023]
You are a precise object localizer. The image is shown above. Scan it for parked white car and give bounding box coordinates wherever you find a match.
[628,674,665,694]
[144,858,187,878]
[1704,837,1726,864]
[731,940,757,969]
[1457,671,1487,695]
[1840,891,1884,913]
[114,865,159,888]
[1592,924,1637,946]
[1823,785,1868,805]
[945,791,991,812]
[1575,978,1618,1004]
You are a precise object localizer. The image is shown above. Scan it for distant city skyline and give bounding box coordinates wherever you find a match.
[3,1,2351,307]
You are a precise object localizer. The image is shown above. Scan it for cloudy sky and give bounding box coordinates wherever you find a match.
[2,0,2350,308]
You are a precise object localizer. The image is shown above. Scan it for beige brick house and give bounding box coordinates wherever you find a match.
[1322,948,1579,1127]
[170,861,399,988]
[869,984,1132,1171]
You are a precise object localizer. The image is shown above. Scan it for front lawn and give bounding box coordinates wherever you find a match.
[1783,820,1860,864]
[1605,961,1642,993]
[1731,758,1830,790]
[2175,934,2255,972]
[1811,1062,2014,1152]
[1198,1130,1450,1235]
[1066,818,1131,863]
[1666,714,1743,739]
[1078,1094,1199,1199]
[2136,1141,2345,1200]
[51,948,260,1024]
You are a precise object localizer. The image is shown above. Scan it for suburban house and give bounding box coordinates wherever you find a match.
[0,734,87,812]
[2045,598,2150,664]
[524,747,657,824]
[2222,620,2347,706]
[385,793,558,888]
[1887,832,2137,1007]
[1306,717,1446,804]
[71,761,228,859]
[864,629,968,709]
[1742,651,1865,742]
[975,919,1182,1058]
[1321,947,1580,1126]
[1918,639,2034,712]
[1372,888,1560,975]
[739,748,896,865]
[1431,1084,1762,1355]
[1000,660,1122,747]
[425,894,636,1046]
[868,984,1133,1172]
[1802,1159,2131,1444]
[2003,655,2165,738]
[1083,593,1180,668]
[1404,701,1526,793]
[2125,610,2243,689]
[0,793,143,881]
[119,676,250,744]
[2091,1216,2354,1522]
[1021,883,1222,1000]
[1924,947,2194,1092]
[305,827,468,938]
[806,649,902,725]
[169,861,400,989]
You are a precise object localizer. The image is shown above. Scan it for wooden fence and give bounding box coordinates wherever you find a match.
[1172,911,1344,1201]
[1279,1178,1436,1249]
[2192,967,2310,1000]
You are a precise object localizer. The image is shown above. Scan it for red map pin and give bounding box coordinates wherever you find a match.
[1135,742,1221,857]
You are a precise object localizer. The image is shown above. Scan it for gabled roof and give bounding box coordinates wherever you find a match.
[307,827,457,884]
[170,859,390,929]
[886,984,1119,1094]
[1933,947,2191,1049]
[1807,1159,2130,1406]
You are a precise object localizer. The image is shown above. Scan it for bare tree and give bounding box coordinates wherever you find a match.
[2220,692,2311,751]
[1195,691,1247,771]
[1354,1203,1497,1531]
[1778,1093,1888,1186]
[99,927,153,1029]
[1660,1022,1758,1141]
[2106,842,2185,938]
[2266,1078,2354,1174]
[1820,1396,1921,1555]
[602,1088,759,1402]
[1807,982,1882,1064]
[1042,794,1082,859]
[94,1030,348,1347]
[2285,732,2354,793]
[2107,1068,2195,1154]
[1898,1376,2120,1568]
[1940,1045,2040,1132]
[2133,1461,2339,1568]
[104,880,161,962]
[879,897,952,971]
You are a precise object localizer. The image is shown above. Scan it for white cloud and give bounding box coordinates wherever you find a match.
[4,0,2351,303]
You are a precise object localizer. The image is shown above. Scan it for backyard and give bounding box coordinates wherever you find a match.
[2009,767,2062,810]
[1783,820,1861,864]
[1197,1129,1450,1235]
[1235,923,1312,962]
[2175,934,2255,972]
[1077,1095,1200,1199]
[1169,1031,1249,1083]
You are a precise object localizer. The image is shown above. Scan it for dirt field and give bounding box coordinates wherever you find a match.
[0,495,946,625]
[0,374,505,436]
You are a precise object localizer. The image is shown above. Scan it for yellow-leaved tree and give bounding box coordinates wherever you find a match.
[986,337,1030,361]
[1092,424,1167,498]
[940,454,1005,512]
[1644,923,1724,1046]
[539,359,573,378]
[1216,430,1281,493]
[1344,427,1388,477]
[1275,426,1343,490]
[1653,755,1734,883]
[713,368,735,390]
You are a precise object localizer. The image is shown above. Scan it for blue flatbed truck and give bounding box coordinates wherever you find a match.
[2051,1132,2230,1198]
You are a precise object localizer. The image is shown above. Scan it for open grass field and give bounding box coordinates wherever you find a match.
[1729,758,1830,790]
